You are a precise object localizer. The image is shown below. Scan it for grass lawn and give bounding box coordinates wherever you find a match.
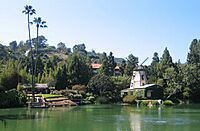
[27,94,62,99]
[41,94,62,99]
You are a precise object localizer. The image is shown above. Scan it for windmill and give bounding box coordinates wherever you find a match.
[129,57,148,89]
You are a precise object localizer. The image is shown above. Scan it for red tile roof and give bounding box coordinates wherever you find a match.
[115,65,120,70]
[91,64,102,69]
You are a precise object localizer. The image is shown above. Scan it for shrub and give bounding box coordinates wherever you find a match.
[96,96,109,104]
[17,84,24,91]
[72,85,86,91]
[122,95,137,104]
[140,101,149,106]
[79,90,86,97]
[85,96,95,104]
[87,74,114,97]
[152,101,159,106]
[73,94,82,99]
[163,100,174,106]
[0,89,26,108]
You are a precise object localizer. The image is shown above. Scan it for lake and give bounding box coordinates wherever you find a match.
[0,104,200,131]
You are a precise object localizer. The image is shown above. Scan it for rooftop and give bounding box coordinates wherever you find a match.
[91,63,102,69]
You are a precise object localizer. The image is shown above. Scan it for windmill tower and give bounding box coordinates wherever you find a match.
[130,58,148,89]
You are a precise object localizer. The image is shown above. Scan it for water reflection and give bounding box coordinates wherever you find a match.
[0,108,50,129]
[128,106,163,131]
[1,105,200,131]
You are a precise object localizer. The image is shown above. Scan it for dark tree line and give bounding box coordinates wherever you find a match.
[0,5,200,106]
[148,39,200,103]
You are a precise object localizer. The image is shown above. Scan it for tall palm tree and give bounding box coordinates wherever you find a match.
[32,17,47,80]
[22,5,36,102]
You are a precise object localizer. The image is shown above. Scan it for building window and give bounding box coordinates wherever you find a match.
[141,75,144,80]
[147,90,152,98]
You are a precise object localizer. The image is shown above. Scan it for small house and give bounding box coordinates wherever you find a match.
[91,63,102,74]
[24,83,51,94]
[91,63,122,75]
[121,66,163,99]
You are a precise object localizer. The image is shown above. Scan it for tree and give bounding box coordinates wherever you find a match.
[73,43,86,53]
[119,60,126,76]
[67,54,91,85]
[107,52,116,76]
[22,5,36,101]
[55,65,68,90]
[186,39,200,102]
[187,39,200,65]
[100,52,110,75]
[0,44,8,61]
[57,42,67,52]
[163,67,180,99]
[9,41,18,51]
[87,74,114,97]
[32,36,47,49]
[32,17,48,85]
[19,66,31,84]
[151,52,159,66]
[111,76,130,91]
[160,47,173,69]
[156,48,174,83]
[183,64,200,102]
[0,61,19,91]
[73,43,87,57]
[148,52,160,83]
[124,54,138,76]
[17,41,26,54]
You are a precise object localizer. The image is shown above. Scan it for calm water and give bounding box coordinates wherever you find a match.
[0,104,200,131]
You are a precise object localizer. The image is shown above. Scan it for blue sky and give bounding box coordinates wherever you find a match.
[1,0,200,64]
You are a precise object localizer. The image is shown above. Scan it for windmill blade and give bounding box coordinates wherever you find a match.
[126,58,135,66]
[140,57,149,65]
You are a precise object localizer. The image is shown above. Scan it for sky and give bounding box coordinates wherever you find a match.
[1,0,200,65]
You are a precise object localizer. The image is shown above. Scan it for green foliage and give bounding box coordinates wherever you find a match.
[0,61,19,91]
[73,43,87,55]
[72,84,86,91]
[187,39,200,64]
[1,22,200,105]
[96,96,109,104]
[67,53,91,85]
[32,36,47,49]
[100,52,110,75]
[17,84,24,91]
[87,74,114,97]
[107,52,116,76]
[46,76,56,87]
[140,101,149,106]
[148,52,160,83]
[73,94,83,99]
[124,54,138,76]
[0,89,26,108]
[55,65,68,90]
[111,76,130,90]
[57,42,67,53]
[120,60,126,76]
[163,100,174,106]
[160,47,173,68]
[152,101,159,106]
[138,100,160,106]
[9,41,18,51]
[85,95,95,104]
[122,95,136,104]
[41,94,62,99]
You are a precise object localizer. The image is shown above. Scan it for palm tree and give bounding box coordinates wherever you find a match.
[32,17,47,80]
[22,5,36,102]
